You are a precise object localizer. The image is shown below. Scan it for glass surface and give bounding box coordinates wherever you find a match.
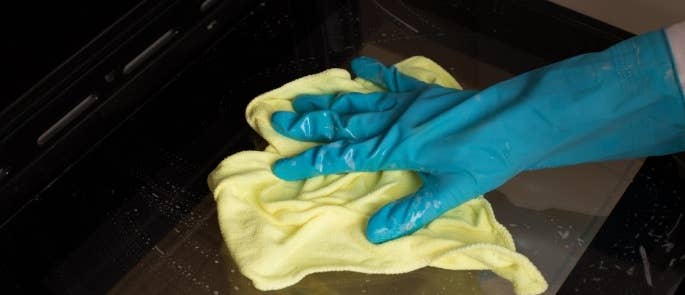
[10,0,648,294]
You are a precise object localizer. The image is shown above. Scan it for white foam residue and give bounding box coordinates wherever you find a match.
[639,245,653,287]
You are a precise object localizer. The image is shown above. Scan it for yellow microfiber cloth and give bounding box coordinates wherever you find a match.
[208,56,548,295]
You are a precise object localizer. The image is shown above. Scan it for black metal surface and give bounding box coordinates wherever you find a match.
[0,0,256,228]
[0,0,143,111]
[405,0,633,68]
[0,0,359,293]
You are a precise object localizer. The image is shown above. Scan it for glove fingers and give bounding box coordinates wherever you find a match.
[272,137,392,180]
[293,92,397,114]
[272,109,395,142]
[272,110,337,142]
[351,56,425,92]
[291,94,336,113]
[365,173,479,243]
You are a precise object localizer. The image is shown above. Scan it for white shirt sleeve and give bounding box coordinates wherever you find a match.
[666,21,685,94]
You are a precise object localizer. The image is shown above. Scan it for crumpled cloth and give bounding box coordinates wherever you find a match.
[208,56,548,295]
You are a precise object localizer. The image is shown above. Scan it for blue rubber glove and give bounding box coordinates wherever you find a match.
[271,30,685,243]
